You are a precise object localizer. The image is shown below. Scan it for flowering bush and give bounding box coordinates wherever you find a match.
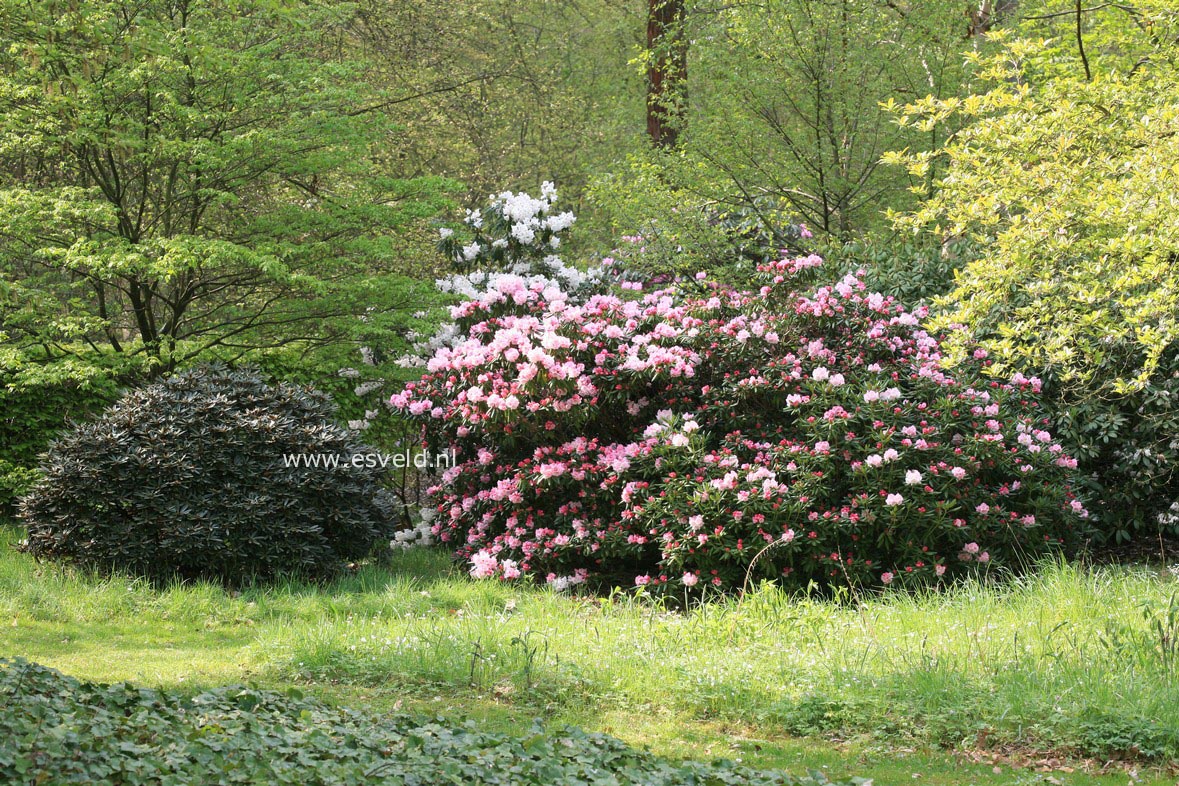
[369,184,601,377]
[389,254,1091,592]
[345,182,596,431]
[437,181,578,276]
[344,185,604,535]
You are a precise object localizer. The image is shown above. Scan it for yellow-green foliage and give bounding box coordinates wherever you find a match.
[885,32,1179,391]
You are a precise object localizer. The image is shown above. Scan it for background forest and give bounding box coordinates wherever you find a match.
[5,2,1179,784]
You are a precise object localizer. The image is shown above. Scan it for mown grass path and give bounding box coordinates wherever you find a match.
[3,526,1177,785]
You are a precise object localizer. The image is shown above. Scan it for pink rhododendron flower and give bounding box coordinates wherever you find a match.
[384,244,1089,592]
[470,551,497,578]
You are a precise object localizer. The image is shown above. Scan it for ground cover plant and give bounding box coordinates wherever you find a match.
[0,658,863,786]
[388,254,1092,591]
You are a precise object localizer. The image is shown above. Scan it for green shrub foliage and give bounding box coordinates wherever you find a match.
[821,236,977,307]
[1048,345,1179,542]
[0,659,860,786]
[0,357,133,514]
[19,365,394,584]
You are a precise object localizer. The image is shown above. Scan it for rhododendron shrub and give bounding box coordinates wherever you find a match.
[437,181,578,276]
[390,255,1091,591]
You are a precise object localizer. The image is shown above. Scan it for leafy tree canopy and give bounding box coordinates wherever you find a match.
[885,27,1179,391]
[672,0,971,240]
[0,0,454,374]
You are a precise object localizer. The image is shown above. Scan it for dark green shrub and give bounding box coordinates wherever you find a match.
[19,364,394,584]
[1047,344,1179,543]
[820,234,977,306]
[0,659,861,786]
[246,343,439,526]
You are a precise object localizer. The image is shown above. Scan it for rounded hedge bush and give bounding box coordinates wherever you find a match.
[389,255,1092,592]
[20,365,394,584]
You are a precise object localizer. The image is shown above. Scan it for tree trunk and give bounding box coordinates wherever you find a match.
[967,0,1018,40]
[646,0,687,148]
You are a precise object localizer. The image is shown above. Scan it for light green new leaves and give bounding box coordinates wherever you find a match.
[887,34,1179,391]
[0,0,451,371]
[684,0,971,239]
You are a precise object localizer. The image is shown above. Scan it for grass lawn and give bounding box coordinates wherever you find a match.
[3,523,1178,785]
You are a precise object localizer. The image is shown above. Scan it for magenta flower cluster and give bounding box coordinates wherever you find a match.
[390,255,1090,591]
